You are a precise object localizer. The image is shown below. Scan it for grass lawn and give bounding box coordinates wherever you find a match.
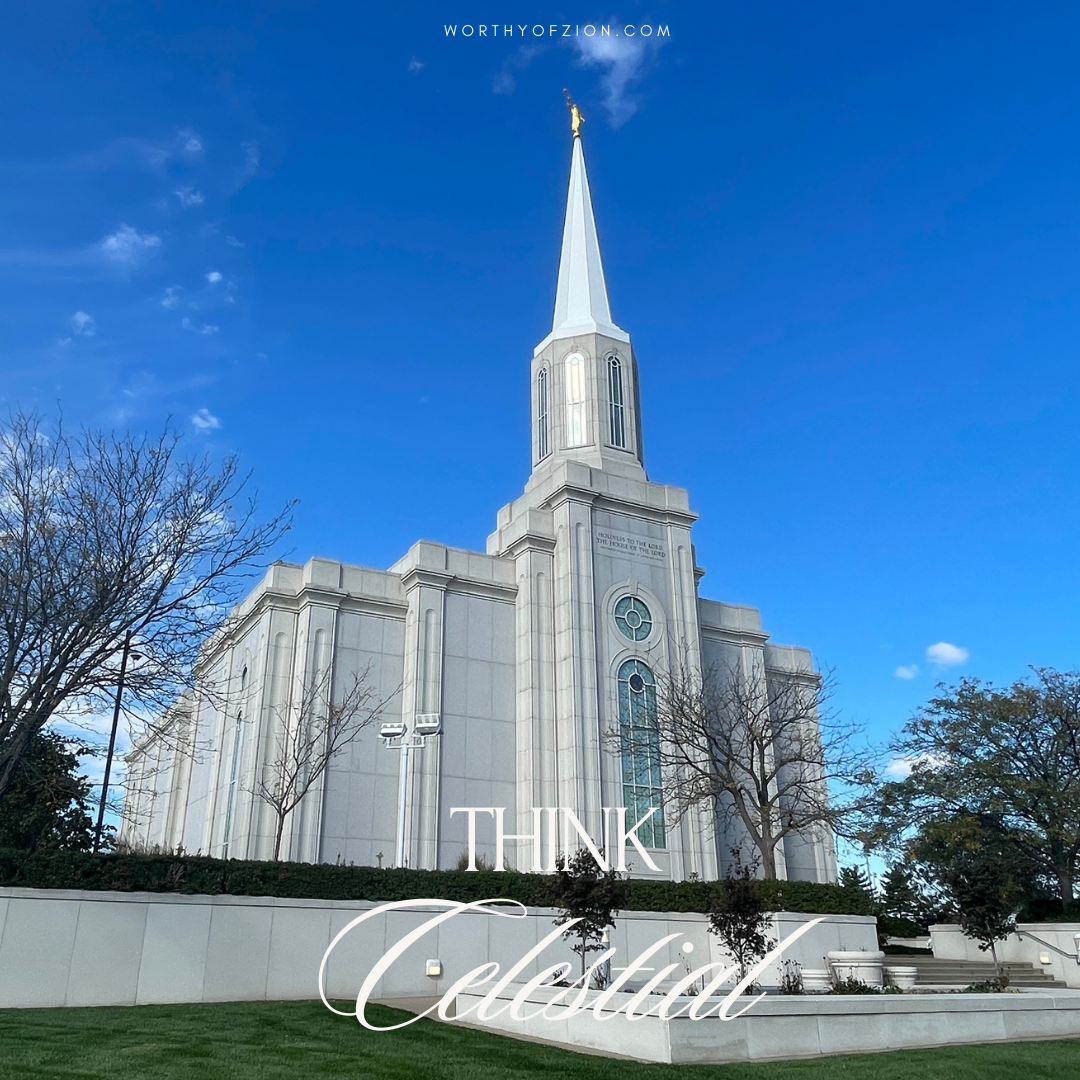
[0,1001,1076,1080]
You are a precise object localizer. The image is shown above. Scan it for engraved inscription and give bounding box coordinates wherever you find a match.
[594,529,667,562]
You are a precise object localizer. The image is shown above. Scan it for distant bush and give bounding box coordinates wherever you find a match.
[0,848,877,917]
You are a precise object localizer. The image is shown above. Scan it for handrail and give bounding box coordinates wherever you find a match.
[1015,929,1079,961]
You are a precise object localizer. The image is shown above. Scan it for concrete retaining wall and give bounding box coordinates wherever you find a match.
[459,983,1080,1064]
[0,886,877,1010]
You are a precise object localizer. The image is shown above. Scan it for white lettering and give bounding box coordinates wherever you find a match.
[615,807,662,872]
[495,807,543,871]
[450,806,496,870]
[320,903,826,1032]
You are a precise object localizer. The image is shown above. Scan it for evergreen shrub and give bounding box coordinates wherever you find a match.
[0,848,877,916]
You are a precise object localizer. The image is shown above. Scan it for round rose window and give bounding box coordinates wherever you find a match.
[614,596,652,642]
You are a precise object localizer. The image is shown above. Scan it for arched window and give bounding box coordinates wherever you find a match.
[607,355,626,449]
[616,659,665,849]
[564,352,587,447]
[537,366,550,460]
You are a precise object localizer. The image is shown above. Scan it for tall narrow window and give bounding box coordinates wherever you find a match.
[564,352,587,447]
[537,366,550,460]
[617,660,665,849]
[222,665,247,858]
[607,355,626,449]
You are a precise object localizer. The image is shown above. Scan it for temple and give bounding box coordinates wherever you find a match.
[122,124,838,884]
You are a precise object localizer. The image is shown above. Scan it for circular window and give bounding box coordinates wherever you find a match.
[614,596,652,641]
[628,672,646,693]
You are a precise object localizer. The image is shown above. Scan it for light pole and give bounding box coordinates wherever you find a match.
[93,630,139,854]
[380,713,441,868]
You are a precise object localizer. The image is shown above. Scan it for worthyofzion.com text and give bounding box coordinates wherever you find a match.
[444,24,670,38]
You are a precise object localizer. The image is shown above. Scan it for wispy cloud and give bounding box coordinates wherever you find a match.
[100,224,162,266]
[175,186,205,208]
[205,270,222,284]
[71,310,96,337]
[926,642,969,667]
[181,317,219,336]
[73,127,205,172]
[191,407,221,432]
[493,44,545,95]
[179,128,204,158]
[571,27,667,127]
[893,664,918,680]
[161,286,183,309]
[240,141,260,182]
[225,235,244,248]
[408,56,425,74]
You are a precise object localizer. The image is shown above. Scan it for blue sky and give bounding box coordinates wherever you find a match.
[3,2,1079,794]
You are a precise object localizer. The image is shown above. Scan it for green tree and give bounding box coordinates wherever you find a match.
[909,815,1029,985]
[839,864,875,897]
[871,669,1080,903]
[708,853,775,984]
[0,731,95,851]
[551,848,624,980]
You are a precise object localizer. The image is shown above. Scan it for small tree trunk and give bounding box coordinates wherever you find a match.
[273,813,286,861]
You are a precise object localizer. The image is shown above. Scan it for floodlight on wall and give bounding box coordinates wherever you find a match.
[414,713,442,737]
[1039,954,1052,965]
[426,959,443,978]
[380,722,407,741]
[1074,934,1080,964]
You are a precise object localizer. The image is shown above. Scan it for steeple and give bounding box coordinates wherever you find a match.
[535,110,630,355]
[524,109,645,481]
[549,137,628,343]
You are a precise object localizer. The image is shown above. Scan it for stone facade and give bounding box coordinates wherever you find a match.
[122,134,837,884]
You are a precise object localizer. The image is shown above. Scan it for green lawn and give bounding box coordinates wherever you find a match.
[0,1001,1076,1080]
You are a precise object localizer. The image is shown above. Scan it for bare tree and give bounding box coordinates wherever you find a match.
[633,659,873,879]
[0,412,291,800]
[254,667,391,860]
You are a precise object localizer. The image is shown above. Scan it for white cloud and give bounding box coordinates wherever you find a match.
[225,235,244,247]
[175,186,205,208]
[191,407,221,432]
[926,642,969,667]
[161,285,183,309]
[894,664,918,680]
[408,56,424,74]
[181,317,219,336]
[72,310,96,337]
[99,224,161,266]
[886,752,949,780]
[205,270,223,284]
[572,28,667,127]
[179,128,204,157]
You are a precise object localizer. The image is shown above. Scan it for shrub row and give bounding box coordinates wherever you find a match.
[0,848,877,916]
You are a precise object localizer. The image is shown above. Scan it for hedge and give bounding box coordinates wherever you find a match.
[0,849,876,916]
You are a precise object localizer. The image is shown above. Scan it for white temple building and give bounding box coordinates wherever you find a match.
[122,127,837,884]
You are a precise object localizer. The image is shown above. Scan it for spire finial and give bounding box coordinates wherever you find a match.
[563,89,584,138]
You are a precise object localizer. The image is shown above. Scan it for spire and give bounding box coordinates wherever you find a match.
[546,131,629,346]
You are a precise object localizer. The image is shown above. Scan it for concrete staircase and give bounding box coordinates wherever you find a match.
[886,954,1066,988]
